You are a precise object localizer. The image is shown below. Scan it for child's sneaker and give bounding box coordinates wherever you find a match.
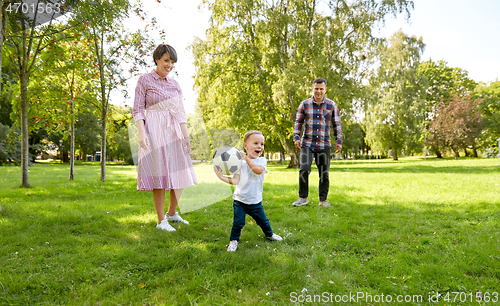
[267,234,283,241]
[165,212,189,224]
[156,219,176,232]
[227,240,238,252]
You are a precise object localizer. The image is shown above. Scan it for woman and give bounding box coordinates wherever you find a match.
[133,44,197,232]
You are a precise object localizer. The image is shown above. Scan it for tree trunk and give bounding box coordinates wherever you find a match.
[62,151,69,162]
[69,98,75,180]
[392,149,398,161]
[0,4,3,206]
[0,2,5,94]
[100,110,107,181]
[20,54,30,188]
[453,149,459,160]
[433,146,443,158]
[95,32,107,182]
[472,142,478,158]
[287,151,299,168]
[463,146,469,157]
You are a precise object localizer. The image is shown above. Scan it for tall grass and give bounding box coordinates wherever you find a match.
[1,157,499,305]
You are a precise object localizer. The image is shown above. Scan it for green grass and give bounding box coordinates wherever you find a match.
[1,157,499,305]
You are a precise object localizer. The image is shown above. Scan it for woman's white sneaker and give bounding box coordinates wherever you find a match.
[166,212,189,224]
[156,219,176,232]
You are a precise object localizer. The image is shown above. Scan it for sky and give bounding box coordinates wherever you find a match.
[119,0,500,113]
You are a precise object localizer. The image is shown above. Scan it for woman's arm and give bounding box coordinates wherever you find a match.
[180,122,189,139]
[179,122,191,155]
[136,119,148,149]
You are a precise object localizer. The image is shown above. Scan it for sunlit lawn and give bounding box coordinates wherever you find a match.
[0,157,499,305]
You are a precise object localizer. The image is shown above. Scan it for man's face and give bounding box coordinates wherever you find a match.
[312,82,327,102]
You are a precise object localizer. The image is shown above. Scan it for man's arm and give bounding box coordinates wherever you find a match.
[294,102,306,149]
[332,103,343,152]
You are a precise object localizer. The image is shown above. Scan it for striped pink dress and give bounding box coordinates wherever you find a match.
[132,70,197,191]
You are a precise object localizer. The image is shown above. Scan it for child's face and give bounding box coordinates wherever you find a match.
[244,134,265,159]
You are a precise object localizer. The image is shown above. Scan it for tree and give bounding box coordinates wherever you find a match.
[475,81,500,150]
[4,0,78,187]
[417,60,476,157]
[342,121,365,157]
[74,104,100,160]
[186,111,211,162]
[429,96,483,159]
[72,0,159,181]
[192,0,414,167]
[30,31,98,179]
[364,30,426,160]
[0,122,9,163]
[106,104,132,163]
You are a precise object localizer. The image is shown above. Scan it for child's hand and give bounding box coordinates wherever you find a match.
[239,150,247,161]
[213,165,223,178]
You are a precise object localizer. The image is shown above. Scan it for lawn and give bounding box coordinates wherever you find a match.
[0,157,499,305]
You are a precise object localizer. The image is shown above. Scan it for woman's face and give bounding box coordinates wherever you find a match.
[155,53,175,77]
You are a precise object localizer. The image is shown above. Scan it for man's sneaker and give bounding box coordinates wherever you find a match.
[267,234,283,241]
[318,201,331,207]
[156,219,176,232]
[292,198,309,206]
[166,212,189,224]
[227,240,238,252]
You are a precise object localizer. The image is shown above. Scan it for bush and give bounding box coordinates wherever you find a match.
[482,147,497,158]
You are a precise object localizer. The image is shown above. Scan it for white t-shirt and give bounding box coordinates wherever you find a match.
[233,157,268,204]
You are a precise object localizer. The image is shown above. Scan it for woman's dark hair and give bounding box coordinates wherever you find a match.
[153,44,177,66]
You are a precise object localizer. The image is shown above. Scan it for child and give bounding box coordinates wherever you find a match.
[214,130,283,252]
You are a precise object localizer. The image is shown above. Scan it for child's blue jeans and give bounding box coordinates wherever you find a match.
[230,200,273,241]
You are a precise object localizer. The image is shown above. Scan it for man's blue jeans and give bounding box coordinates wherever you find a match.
[230,200,273,241]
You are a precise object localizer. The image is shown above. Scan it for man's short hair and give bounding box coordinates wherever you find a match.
[313,78,327,86]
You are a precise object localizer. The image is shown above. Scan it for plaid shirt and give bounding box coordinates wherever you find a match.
[294,97,343,150]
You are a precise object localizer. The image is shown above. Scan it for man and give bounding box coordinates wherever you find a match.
[293,78,342,207]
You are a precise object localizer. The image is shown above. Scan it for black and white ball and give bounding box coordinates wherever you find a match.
[213,146,242,176]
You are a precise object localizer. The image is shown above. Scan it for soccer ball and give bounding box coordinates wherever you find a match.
[213,146,242,176]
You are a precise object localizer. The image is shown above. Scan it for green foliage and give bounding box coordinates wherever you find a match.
[364,30,426,159]
[418,59,476,103]
[482,147,497,158]
[475,81,500,147]
[0,124,21,165]
[1,158,500,304]
[187,112,212,161]
[417,60,476,156]
[107,126,132,163]
[0,76,15,127]
[74,105,100,159]
[0,123,10,163]
[429,96,483,159]
[192,0,415,166]
[341,121,365,156]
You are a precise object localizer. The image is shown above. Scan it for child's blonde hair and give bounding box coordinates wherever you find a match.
[243,130,264,143]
